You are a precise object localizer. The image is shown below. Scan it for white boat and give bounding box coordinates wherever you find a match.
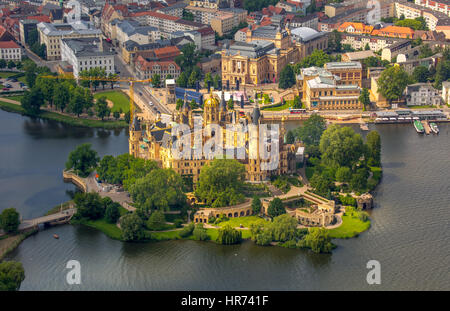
[430,122,439,134]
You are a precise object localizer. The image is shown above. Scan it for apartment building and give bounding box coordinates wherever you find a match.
[134,56,181,81]
[337,22,374,35]
[395,1,450,31]
[60,37,114,78]
[0,40,21,60]
[404,83,441,106]
[211,12,234,36]
[37,21,102,60]
[414,0,450,16]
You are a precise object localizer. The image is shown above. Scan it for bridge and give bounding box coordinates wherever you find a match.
[18,208,77,232]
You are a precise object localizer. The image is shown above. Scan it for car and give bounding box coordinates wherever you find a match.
[139,92,143,96]
[10,78,17,82]
[2,88,9,91]
[149,102,153,106]
[5,84,12,88]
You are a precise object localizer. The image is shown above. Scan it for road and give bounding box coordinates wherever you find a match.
[134,84,171,115]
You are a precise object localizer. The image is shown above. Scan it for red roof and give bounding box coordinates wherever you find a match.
[196,26,215,36]
[0,40,19,49]
[130,10,178,21]
[154,46,180,60]
[27,15,51,23]
[135,56,180,71]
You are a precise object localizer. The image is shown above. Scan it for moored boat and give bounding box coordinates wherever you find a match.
[414,120,425,133]
[430,122,439,134]
[53,234,59,239]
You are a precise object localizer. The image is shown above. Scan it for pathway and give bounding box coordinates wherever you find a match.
[18,208,77,231]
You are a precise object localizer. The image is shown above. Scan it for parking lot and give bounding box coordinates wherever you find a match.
[0,76,27,93]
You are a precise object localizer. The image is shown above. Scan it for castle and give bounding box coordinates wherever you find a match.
[129,92,299,184]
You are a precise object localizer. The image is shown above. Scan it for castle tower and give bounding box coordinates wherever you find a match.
[129,116,142,158]
[203,92,219,125]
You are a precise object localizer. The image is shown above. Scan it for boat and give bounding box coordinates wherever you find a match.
[53,234,59,239]
[414,120,425,133]
[430,122,439,134]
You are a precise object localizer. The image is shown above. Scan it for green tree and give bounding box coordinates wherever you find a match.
[359,88,371,110]
[68,87,86,116]
[188,67,201,88]
[120,213,146,241]
[0,59,6,68]
[278,64,296,89]
[292,95,302,109]
[104,201,121,224]
[195,159,246,207]
[21,87,44,115]
[366,130,381,166]
[0,261,25,291]
[319,124,364,168]
[412,66,430,83]
[182,9,194,21]
[95,96,110,120]
[293,114,326,147]
[267,198,285,218]
[147,210,166,231]
[328,30,342,53]
[179,223,195,237]
[251,196,262,214]
[176,98,184,110]
[335,166,352,182]
[213,74,221,89]
[350,168,369,191]
[298,227,334,253]
[113,111,120,120]
[129,168,186,211]
[152,73,161,88]
[174,43,200,72]
[65,143,99,177]
[0,208,20,233]
[269,214,298,242]
[7,60,15,69]
[73,192,105,220]
[216,224,242,245]
[295,49,333,70]
[192,223,209,241]
[310,172,333,196]
[124,111,131,124]
[377,66,410,104]
[53,81,71,112]
[419,44,434,59]
[286,130,295,144]
[176,71,188,88]
[24,62,37,87]
[433,60,450,89]
[227,98,233,110]
[204,72,213,86]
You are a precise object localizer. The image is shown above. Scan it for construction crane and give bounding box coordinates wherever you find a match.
[41,74,152,121]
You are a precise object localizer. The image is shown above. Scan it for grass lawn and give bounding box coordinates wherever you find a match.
[151,226,252,242]
[261,101,292,111]
[216,216,268,228]
[94,90,130,113]
[83,218,123,240]
[305,166,315,180]
[4,95,24,102]
[328,213,371,239]
[0,71,18,78]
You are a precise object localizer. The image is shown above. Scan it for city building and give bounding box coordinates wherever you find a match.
[404,83,441,106]
[341,33,404,52]
[297,62,363,110]
[371,25,415,39]
[19,19,39,46]
[210,12,234,36]
[342,50,376,62]
[414,0,450,16]
[441,81,450,104]
[156,2,188,18]
[129,93,298,183]
[287,14,318,30]
[0,40,21,60]
[134,55,181,80]
[394,1,450,31]
[290,27,328,58]
[60,37,114,78]
[337,22,374,35]
[221,25,303,86]
[37,21,102,60]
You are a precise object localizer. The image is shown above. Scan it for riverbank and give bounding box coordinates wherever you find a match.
[0,230,37,260]
[0,100,128,129]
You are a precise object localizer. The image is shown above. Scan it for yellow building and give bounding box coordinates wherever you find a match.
[297,63,363,110]
[221,25,302,86]
[129,92,299,183]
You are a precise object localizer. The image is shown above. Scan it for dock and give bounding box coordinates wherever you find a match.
[422,121,431,135]
[359,123,369,131]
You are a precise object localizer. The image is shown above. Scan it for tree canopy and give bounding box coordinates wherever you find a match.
[195,159,246,207]
[377,66,410,103]
[278,64,296,89]
[293,114,326,147]
[65,143,99,177]
[0,208,20,234]
[267,198,285,218]
[0,261,25,291]
[120,213,146,241]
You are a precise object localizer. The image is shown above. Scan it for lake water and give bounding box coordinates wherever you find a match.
[1,110,449,290]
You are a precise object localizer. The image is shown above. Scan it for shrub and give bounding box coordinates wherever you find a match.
[358,211,370,222]
[104,202,121,223]
[339,194,357,207]
[208,216,216,224]
[174,219,184,228]
[147,210,166,231]
[255,231,272,246]
[280,239,297,249]
[179,223,195,238]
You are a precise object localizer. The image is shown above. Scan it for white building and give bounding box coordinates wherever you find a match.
[441,81,450,104]
[0,41,22,61]
[404,83,441,106]
[61,37,115,78]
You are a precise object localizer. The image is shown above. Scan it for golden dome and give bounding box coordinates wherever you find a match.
[204,94,219,108]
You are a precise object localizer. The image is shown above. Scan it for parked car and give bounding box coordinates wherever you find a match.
[139,92,143,96]
[5,84,12,88]
[10,78,17,82]
[2,88,9,91]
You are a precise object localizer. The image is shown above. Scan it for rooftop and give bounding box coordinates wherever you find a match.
[62,38,114,57]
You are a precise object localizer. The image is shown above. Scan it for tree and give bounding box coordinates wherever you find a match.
[95,96,110,120]
[182,9,194,21]
[176,71,188,88]
[359,88,371,110]
[120,213,146,241]
[190,99,197,110]
[292,95,302,109]
[269,214,298,242]
[53,81,71,112]
[7,60,15,69]
[227,98,233,110]
[73,192,104,220]
[24,62,37,87]
[267,198,285,218]
[364,43,370,50]
[278,64,296,89]
[176,98,184,110]
[366,130,381,166]
[0,59,6,68]
[21,87,44,115]
[216,225,242,245]
[104,201,121,224]
[35,76,57,107]
[192,223,209,241]
[335,166,352,182]
[310,172,333,196]
[319,124,364,168]
[350,168,369,191]
[195,159,246,207]
[147,210,166,231]
[377,66,410,104]
[328,30,342,53]
[65,143,99,177]
[124,111,131,124]
[251,196,262,214]
[412,66,430,83]
[419,44,434,59]
[174,43,200,72]
[213,74,221,89]
[433,60,450,89]
[152,74,161,88]
[0,261,25,291]
[293,114,326,147]
[113,111,120,120]
[298,228,334,253]
[204,72,213,87]
[0,208,20,233]
[295,49,333,71]
[286,130,295,144]
[129,168,186,212]
[188,67,201,88]
[68,87,86,117]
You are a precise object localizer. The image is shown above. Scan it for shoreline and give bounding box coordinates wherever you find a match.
[0,100,128,129]
[0,229,37,261]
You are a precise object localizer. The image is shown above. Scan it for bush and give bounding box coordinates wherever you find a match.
[267,198,285,218]
[179,223,195,238]
[192,223,209,241]
[339,194,357,207]
[208,216,216,224]
[0,208,20,234]
[358,211,370,222]
[147,210,166,231]
[280,239,297,249]
[174,219,184,228]
[255,231,272,246]
[104,201,121,223]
